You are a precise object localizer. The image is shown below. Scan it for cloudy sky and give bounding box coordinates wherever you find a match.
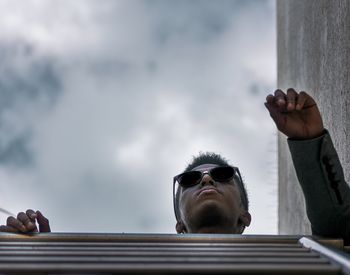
[0,0,277,234]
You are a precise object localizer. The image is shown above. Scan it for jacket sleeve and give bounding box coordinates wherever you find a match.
[288,130,350,243]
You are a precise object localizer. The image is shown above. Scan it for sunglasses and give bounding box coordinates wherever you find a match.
[174,166,239,188]
[173,166,243,221]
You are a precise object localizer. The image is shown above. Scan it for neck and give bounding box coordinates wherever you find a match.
[186,210,241,234]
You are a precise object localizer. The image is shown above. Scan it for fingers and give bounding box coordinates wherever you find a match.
[266,94,274,104]
[286,88,298,111]
[17,212,37,231]
[274,89,287,108]
[265,89,287,117]
[26,209,37,222]
[265,89,315,112]
[265,92,281,122]
[0,225,19,233]
[36,211,51,233]
[265,89,289,112]
[0,209,49,234]
[296,91,316,110]
[6,216,27,233]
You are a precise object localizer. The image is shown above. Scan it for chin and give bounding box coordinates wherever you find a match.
[195,201,228,224]
[201,198,227,210]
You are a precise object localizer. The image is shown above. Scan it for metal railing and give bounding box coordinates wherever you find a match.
[0,233,349,274]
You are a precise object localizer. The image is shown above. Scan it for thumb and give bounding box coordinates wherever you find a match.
[36,210,51,233]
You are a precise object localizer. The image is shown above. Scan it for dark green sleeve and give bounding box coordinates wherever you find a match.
[288,130,350,243]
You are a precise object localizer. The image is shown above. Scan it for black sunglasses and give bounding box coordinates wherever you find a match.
[174,166,239,188]
[173,166,243,221]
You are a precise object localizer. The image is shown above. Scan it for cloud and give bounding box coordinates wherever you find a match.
[0,0,276,233]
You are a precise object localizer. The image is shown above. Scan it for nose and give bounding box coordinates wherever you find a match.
[200,173,216,187]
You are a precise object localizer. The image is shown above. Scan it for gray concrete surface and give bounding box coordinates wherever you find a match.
[277,0,350,234]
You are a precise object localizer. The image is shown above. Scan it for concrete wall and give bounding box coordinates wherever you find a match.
[277,0,350,234]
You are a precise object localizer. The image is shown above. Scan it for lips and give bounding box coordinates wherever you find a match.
[197,187,220,196]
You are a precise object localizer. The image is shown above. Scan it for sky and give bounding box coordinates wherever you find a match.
[0,0,277,234]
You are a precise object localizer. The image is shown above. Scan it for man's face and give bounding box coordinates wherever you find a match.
[177,164,250,233]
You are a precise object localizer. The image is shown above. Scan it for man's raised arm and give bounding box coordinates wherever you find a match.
[265,88,350,243]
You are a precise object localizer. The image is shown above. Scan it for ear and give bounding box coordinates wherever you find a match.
[176,221,187,234]
[238,211,251,233]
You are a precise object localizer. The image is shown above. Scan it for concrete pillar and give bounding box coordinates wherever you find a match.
[277,0,350,234]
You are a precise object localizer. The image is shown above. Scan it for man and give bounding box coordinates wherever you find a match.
[173,152,251,234]
[265,88,350,243]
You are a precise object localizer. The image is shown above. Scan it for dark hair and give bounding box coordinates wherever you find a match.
[174,152,249,221]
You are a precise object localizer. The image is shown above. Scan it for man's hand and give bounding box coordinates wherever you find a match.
[265,88,325,139]
[0,209,51,233]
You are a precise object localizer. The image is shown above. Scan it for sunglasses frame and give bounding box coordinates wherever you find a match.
[173,165,243,222]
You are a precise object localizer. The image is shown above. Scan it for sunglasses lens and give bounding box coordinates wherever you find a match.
[211,166,235,181]
[178,171,202,187]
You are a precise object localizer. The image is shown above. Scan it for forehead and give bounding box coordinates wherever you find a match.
[191,163,219,172]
